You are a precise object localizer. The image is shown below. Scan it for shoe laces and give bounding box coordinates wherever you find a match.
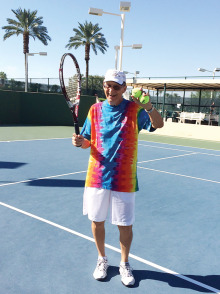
[97,259,108,271]
[121,264,133,277]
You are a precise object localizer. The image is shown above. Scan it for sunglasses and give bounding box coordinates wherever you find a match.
[103,83,123,91]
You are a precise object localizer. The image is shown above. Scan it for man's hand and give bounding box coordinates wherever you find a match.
[132,92,152,111]
[72,133,84,147]
[132,92,164,129]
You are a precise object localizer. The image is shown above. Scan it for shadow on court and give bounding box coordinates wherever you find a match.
[132,270,220,292]
[91,266,220,292]
[27,179,85,187]
[0,161,27,169]
[99,266,119,282]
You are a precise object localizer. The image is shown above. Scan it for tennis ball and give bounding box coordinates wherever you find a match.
[132,88,142,98]
[140,95,150,104]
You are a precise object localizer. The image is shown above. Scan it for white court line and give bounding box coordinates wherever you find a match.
[138,166,220,184]
[0,201,219,294]
[0,171,87,187]
[139,143,195,153]
[138,152,197,164]
[139,143,220,157]
[139,140,220,153]
[0,137,71,143]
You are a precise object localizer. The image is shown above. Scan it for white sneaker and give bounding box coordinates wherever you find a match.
[93,258,109,280]
[119,263,135,286]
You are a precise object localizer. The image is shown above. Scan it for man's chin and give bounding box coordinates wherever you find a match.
[107,98,115,105]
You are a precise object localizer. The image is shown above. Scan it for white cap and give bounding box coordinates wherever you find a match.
[104,69,126,85]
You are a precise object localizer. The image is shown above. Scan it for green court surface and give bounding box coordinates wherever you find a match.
[1,125,220,151]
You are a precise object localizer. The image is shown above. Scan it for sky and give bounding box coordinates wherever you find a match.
[0,0,220,80]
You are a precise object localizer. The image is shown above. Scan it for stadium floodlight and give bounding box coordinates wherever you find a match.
[88,8,103,16]
[114,44,142,69]
[198,67,220,79]
[132,44,142,49]
[39,52,47,56]
[124,71,140,77]
[198,68,207,72]
[89,2,131,71]
[25,52,47,92]
[120,2,131,11]
[198,67,220,99]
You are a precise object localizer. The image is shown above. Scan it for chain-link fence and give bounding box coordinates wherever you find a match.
[0,76,105,97]
[1,77,220,124]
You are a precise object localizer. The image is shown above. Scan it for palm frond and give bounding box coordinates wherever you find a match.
[66,20,109,91]
[2,8,51,48]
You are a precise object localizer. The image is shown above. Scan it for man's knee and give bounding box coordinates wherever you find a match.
[92,221,105,229]
[118,225,133,235]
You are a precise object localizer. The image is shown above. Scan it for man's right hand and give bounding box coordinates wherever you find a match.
[72,133,84,147]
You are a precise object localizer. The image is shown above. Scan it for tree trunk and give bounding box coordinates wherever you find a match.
[23,32,29,92]
[23,32,29,54]
[85,43,90,94]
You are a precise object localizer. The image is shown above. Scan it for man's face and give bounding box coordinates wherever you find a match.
[103,81,127,106]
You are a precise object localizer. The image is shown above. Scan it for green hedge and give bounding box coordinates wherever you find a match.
[0,90,96,126]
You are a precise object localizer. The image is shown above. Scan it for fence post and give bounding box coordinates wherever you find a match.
[218,107,220,126]
[162,83,166,118]
[182,89,185,112]
[156,89,159,109]
[198,89,202,112]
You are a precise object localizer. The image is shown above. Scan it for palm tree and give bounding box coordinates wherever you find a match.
[2,8,51,87]
[0,72,7,79]
[66,21,109,92]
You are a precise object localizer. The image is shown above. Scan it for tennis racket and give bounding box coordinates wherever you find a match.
[59,53,81,135]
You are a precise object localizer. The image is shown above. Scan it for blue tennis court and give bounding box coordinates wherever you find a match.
[1,130,220,294]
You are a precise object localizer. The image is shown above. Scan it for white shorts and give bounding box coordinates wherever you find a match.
[83,187,135,226]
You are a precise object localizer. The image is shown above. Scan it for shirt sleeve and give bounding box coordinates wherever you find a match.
[80,108,92,141]
[137,108,155,132]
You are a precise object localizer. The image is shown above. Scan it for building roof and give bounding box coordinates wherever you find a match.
[126,77,220,91]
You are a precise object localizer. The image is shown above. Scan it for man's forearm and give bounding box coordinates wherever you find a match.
[145,107,164,129]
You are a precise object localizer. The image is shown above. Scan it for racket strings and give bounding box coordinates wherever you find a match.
[66,75,79,104]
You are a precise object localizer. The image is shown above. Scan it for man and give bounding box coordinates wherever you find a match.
[210,101,215,115]
[72,69,163,286]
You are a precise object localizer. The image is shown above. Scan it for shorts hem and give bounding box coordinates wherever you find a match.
[111,220,134,226]
[88,215,107,222]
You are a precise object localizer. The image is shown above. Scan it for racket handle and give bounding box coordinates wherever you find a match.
[74,122,80,135]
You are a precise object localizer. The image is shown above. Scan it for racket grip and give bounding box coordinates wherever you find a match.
[74,122,80,135]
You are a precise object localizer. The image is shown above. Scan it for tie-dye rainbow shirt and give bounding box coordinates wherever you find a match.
[81,99,154,192]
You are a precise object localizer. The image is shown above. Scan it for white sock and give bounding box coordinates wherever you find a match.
[120,261,129,266]
[98,256,108,261]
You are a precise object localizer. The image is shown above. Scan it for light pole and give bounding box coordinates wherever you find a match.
[89,2,131,71]
[198,67,220,99]
[114,44,142,70]
[124,70,140,77]
[25,52,47,92]
[198,67,220,79]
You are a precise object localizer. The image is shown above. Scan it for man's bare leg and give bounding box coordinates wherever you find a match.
[118,225,135,286]
[118,225,133,262]
[92,221,106,257]
[92,221,108,280]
